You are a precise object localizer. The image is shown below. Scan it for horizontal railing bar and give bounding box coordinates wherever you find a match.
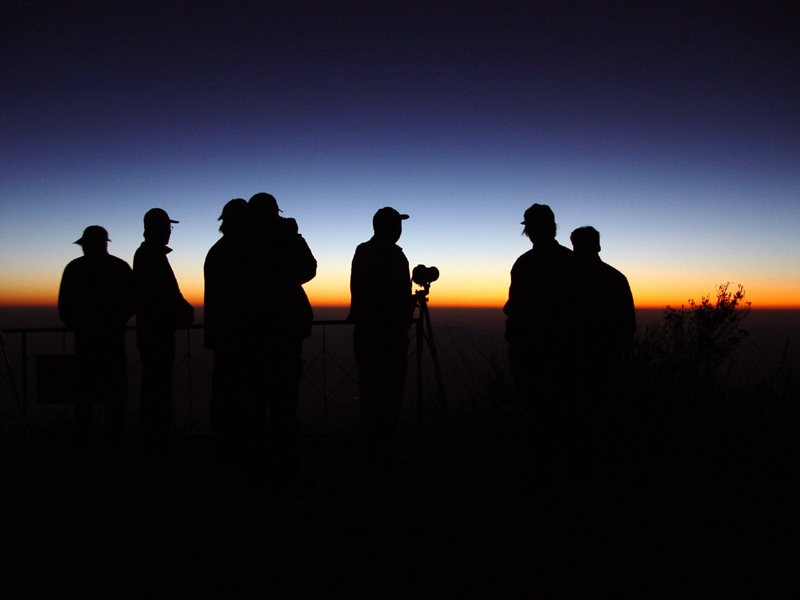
[1,319,398,335]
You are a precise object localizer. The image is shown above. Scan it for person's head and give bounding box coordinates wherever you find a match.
[74,225,110,257]
[143,208,178,244]
[372,207,408,243]
[521,204,556,243]
[218,198,248,235]
[570,226,601,257]
[248,192,281,223]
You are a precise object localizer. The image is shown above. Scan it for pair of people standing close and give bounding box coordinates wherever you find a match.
[58,209,193,454]
[204,193,316,476]
[504,204,635,480]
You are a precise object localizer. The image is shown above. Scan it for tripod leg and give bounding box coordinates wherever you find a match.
[419,300,449,424]
[416,312,424,432]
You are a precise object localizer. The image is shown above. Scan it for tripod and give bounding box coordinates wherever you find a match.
[0,329,32,444]
[414,283,448,429]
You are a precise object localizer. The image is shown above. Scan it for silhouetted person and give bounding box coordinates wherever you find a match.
[504,204,577,404]
[204,198,256,467]
[504,204,579,482]
[570,226,635,384]
[349,207,414,472]
[133,208,194,456]
[246,192,316,476]
[571,226,636,470]
[58,226,134,449]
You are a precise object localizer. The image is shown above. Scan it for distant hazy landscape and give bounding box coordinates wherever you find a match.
[1,305,797,437]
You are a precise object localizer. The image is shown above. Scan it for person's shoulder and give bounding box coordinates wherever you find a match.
[205,236,226,257]
[64,255,84,268]
[133,241,167,265]
[353,239,372,256]
[557,241,573,254]
[599,260,628,282]
[511,247,537,267]
[389,241,406,257]
[133,242,148,261]
[62,256,85,276]
[107,254,132,270]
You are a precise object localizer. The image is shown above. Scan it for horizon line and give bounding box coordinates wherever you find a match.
[2,302,799,311]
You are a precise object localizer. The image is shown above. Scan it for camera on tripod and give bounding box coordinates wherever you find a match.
[412,264,439,304]
[412,264,439,288]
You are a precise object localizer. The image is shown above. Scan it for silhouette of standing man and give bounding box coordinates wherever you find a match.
[247,192,316,476]
[504,204,577,405]
[59,226,134,449]
[133,208,194,456]
[570,226,636,384]
[349,207,414,471]
[569,226,636,477]
[203,198,248,464]
[204,198,258,467]
[504,204,580,483]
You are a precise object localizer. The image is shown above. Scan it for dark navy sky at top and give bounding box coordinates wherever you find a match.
[2,1,797,178]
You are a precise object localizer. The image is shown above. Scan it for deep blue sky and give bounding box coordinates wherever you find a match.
[2,1,798,308]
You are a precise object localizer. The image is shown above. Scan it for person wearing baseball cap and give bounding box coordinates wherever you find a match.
[133,208,194,456]
[504,203,581,480]
[349,207,414,473]
[58,225,134,449]
[143,207,179,229]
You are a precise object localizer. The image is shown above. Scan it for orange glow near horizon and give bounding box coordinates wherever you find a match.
[2,269,798,311]
[4,286,798,310]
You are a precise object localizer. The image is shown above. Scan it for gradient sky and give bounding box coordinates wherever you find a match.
[2,1,798,312]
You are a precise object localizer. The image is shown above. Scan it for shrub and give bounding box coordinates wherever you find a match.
[629,283,751,402]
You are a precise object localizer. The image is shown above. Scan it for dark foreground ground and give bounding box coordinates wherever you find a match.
[1,428,795,598]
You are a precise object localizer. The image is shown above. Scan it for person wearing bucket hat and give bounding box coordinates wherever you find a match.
[348,207,414,472]
[133,208,194,456]
[58,225,134,449]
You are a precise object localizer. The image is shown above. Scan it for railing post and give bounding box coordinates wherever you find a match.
[21,331,28,417]
[322,323,328,434]
[186,328,193,432]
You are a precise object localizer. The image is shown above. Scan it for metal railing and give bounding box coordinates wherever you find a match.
[1,318,431,435]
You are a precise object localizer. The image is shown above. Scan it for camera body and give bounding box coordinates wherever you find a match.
[412,264,439,287]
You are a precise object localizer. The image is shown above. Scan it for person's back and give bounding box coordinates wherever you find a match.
[58,226,133,446]
[350,235,413,333]
[204,199,253,352]
[504,237,576,352]
[60,253,134,342]
[570,226,635,365]
[571,226,636,476]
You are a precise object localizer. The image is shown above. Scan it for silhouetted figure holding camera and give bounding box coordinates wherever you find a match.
[133,208,194,457]
[349,207,415,472]
[247,192,316,477]
[58,226,134,449]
